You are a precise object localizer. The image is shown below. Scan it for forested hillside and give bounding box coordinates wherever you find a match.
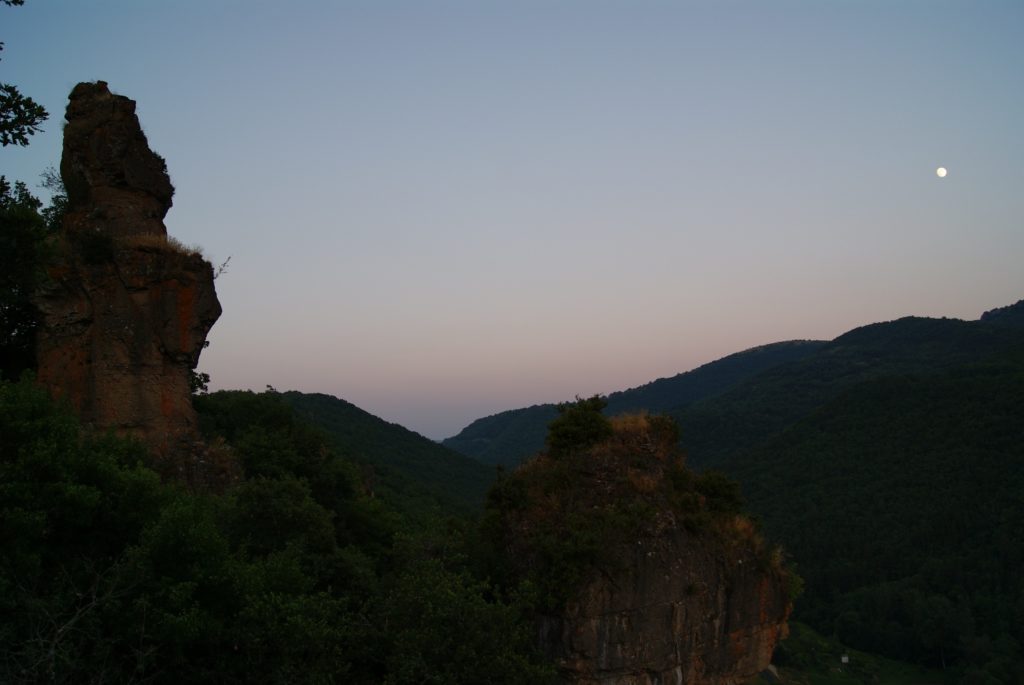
[980,298,1024,328]
[443,340,823,466]
[1,380,551,683]
[676,315,1024,468]
[728,343,1024,680]
[281,391,496,514]
[445,302,1024,679]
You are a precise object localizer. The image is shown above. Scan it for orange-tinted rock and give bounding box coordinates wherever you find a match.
[489,417,792,684]
[34,82,228,486]
[542,532,790,684]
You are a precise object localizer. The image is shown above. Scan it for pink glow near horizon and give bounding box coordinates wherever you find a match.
[4,1,1023,438]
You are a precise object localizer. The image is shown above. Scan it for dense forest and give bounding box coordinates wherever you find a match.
[4,60,1022,681]
[280,391,495,515]
[443,305,1024,681]
[677,316,1024,469]
[0,168,766,681]
[0,377,556,683]
[729,343,1024,681]
[442,340,824,466]
[0,178,552,682]
[2,363,806,682]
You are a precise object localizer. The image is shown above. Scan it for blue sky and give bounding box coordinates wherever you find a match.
[3,1,1023,438]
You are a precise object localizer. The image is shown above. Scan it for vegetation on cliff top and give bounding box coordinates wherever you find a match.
[450,310,1024,680]
[481,396,797,612]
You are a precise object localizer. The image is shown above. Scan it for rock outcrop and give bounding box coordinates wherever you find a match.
[485,414,792,684]
[33,82,226,485]
[60,82,175,239]
[980,298,1024,328]
[540,530,790,684]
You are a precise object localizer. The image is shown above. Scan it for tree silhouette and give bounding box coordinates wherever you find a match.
[1,0,48,146]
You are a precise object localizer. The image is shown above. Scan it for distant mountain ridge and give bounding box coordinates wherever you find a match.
[678,314,1024,468]
[442,339,824,466]
[723,331,1024,673]
[445,302,1024,470]
[445,297,1024,676]
[980,297,1024,328]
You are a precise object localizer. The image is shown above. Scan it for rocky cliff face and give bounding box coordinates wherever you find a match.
[60,81,174,239]
[33,81,226,485]
[540,530,789,684]
[485,414,791,684]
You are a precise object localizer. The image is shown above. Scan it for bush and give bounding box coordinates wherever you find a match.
[545,395,613,458]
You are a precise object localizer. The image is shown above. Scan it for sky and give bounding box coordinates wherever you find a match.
[3,1,1023,439]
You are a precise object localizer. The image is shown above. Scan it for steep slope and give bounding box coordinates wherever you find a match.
[282,391,497,513]
[676,315,1024,468]
[444,340,823,467]
[2,379,552,683]
[442,404,559,469]
[724,344,1024,675]
[980,298,1024,328]
[607,339,824,414]
[483,411,793,684]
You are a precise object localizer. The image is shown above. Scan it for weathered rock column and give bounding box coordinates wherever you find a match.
[541,534,791,684]
[34,81,224,483]
[488,419,793,685]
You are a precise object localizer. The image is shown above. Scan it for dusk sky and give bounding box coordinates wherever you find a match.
[4,1,1023,439]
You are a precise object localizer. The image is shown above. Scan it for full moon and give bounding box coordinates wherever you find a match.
[936,167,947,178]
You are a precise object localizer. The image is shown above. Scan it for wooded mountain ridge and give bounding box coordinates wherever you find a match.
[439,298,1024,679]
[443,301,1024,471]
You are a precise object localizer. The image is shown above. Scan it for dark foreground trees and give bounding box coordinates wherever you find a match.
[0,379,553,684]
[0,178,48,379]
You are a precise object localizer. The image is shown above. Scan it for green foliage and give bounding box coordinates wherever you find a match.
[0,83,46,147]
[443,403,560,468]
[194,390,402,561]
[693,470,743,514]
[369,551,555,684]
[0,178,48,380]
[545,394,613,458]
[0,377,170,681]
[730,345,1024,675]
[1,3,48,147]
[0,170,69,381]
[444,341,822,467]
[189,369,211,394]
[282,391,497,516]
[472,310,1024,675]
[677,316,1023,468]
[226,476,337,562]
[39,166,67,232]
[980,298,1024,328]
[482,413,778,612]
[189,341,211,394]
[1,379,552,682]
[763,621,957,685]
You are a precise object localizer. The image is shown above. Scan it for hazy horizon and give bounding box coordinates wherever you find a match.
[4,1,1022,439]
